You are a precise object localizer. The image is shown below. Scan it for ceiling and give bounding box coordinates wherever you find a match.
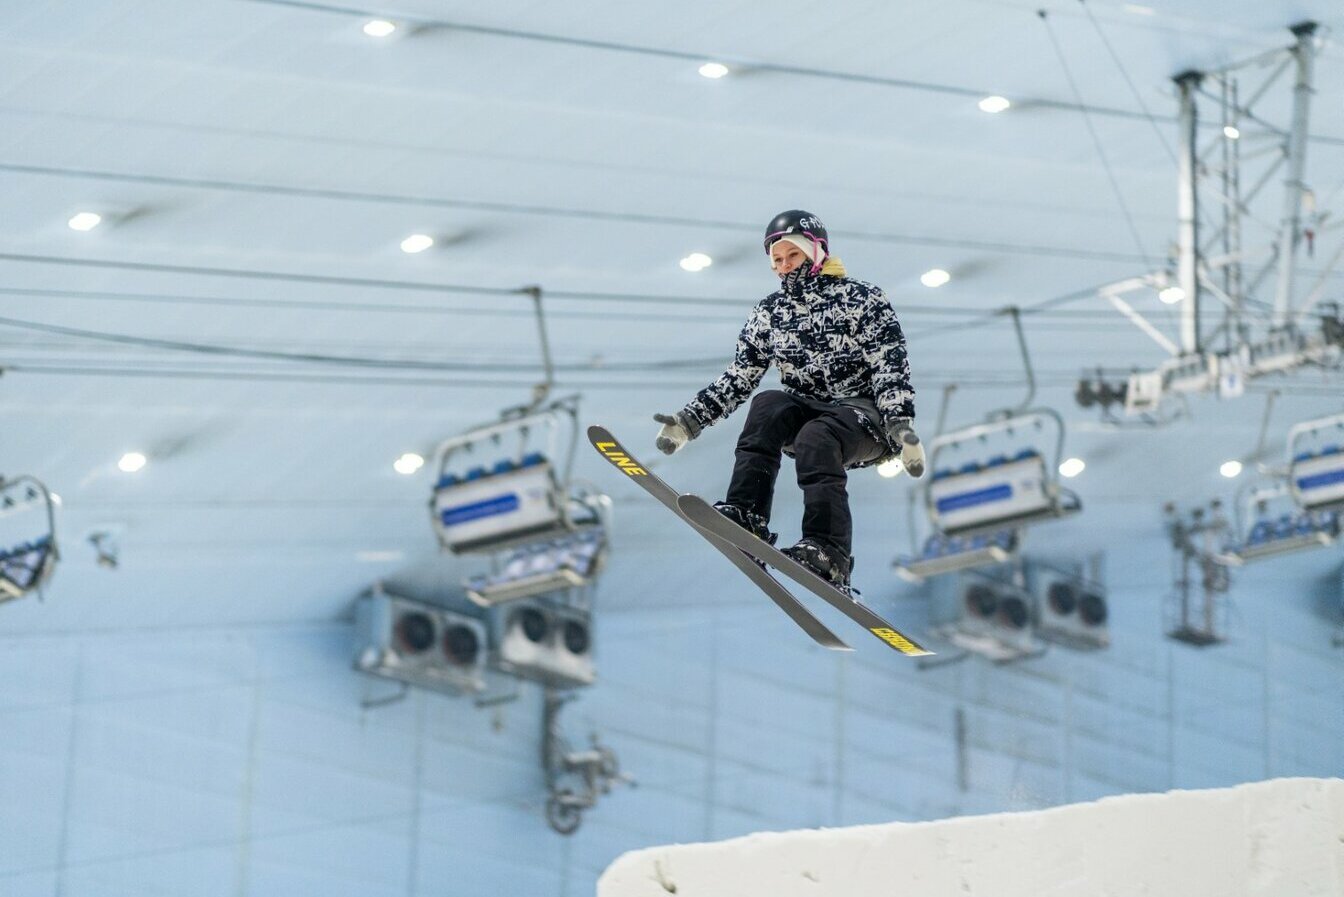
[1,0,1342,635]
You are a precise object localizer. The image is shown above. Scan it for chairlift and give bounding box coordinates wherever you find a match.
[0,474,59,601]
[1286,411,1344,513]
[429,397,610,556]
[1219,479,1338,565]
[925,409,1081,537]
[920,309,1081,539]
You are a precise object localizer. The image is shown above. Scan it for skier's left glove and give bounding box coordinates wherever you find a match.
[885,419,926,479]
[653,412,694,455]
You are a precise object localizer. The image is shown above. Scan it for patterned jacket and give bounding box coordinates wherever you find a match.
[678,257,915,467]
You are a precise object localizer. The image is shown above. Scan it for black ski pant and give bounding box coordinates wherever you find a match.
[723,390,885,557]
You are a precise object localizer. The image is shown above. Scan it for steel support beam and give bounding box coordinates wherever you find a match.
[1272,22,1317,326]
[1175,71,1202,352]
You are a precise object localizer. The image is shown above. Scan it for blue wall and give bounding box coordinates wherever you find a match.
[1,549,1341,897]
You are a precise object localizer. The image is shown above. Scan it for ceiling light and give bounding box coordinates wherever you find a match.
[1158,285,1185,304]
[1122,3,1156,14]
[400,234,434,254]
[1223,125,1241,140]
[362,19,397,38]
[698,62,729,79]
[920,268,951,288]
[1059,457,1086,478]
[680,252,713,272]
[68,212,102,231]
[1220,459,1243,478]
[977,95,1011,114]
[877,458,905,478]
[394,452,425,475]
[118,452,147,473]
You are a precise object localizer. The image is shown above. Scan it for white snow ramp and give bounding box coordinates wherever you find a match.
[598,777,1344,897]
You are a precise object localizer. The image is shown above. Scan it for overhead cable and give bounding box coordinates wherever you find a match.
[1037,9,1157,268]
[1076,0,1180,165]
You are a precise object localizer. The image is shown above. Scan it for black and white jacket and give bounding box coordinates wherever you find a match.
[678,257,915,467]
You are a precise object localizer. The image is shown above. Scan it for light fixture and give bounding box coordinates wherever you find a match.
[394,452,424,475]
[1158,285,1185,304]
[977,95,1011,114]
[680,252,713,272]
[1220,460,1243,478]
[68,212,102,232]
[362,19,397,38]
[698,62,729,79]
[118,452,147,473]
[920,268,951,288]
[400,234,434,254]
[1223,125,1241,140]
[1059,457,1086,478]
[877,458,905,478]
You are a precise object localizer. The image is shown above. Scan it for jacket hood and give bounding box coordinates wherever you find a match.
[820,256,847,277]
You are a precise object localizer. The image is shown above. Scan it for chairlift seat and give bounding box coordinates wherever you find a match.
[929,447,1079,536]
[1289,443,1344,511]
[433,455,573,554]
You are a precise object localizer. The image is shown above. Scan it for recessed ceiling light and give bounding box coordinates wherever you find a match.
[920,268,951,288]
[1220,459,1243,478]
[1122,3,1156,15]
[362,19,397,38]
[698,62,729,79]
[1223,125,1241,140]
[118,452,147,473]
[1158,285,1185,304]
[977,95,1011,114]
[68,212,102,231]
[400,234,434,254]
[876,458,905,478]
[393,452,424,475]
[1059,457,1086,478]
[680,252,713,272]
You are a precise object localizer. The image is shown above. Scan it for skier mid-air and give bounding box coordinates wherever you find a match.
[653,209,924,596]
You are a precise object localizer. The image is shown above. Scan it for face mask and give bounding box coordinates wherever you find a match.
[778,258,820,296]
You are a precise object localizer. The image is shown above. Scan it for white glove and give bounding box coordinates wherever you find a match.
[887,420,926,478]
[653,412,690,455]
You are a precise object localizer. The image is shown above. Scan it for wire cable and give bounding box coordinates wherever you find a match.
[1076,0,1179,166]
[1037,9,1156,268]
[243,0,1184,125]
[0,166,1155,266]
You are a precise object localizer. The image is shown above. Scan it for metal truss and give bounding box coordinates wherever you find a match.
[1078,22,1344,418]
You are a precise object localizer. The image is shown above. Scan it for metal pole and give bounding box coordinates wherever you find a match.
[1271,22,1317,326]
[1221,76,1244,345]
[1175,71,1202,353]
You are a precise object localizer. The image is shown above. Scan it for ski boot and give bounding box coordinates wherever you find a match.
[782,537,858,598]
[712,502,777,547]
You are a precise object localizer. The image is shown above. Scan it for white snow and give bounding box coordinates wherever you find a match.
[598,778,1344,897]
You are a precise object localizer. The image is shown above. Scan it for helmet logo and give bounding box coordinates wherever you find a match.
[798,216,822,231]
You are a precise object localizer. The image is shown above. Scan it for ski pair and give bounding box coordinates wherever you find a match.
[588,426,932,657]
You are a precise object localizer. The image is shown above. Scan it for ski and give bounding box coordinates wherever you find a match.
[587,426,851,651]
[677,493,933,657]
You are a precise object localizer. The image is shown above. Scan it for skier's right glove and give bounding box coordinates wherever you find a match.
[886,419,926,479]
[653,412,693,455]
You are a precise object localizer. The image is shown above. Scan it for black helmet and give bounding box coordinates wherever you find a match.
[764,210,828,253]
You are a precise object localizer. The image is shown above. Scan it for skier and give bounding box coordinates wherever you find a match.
[653,210,924,595]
